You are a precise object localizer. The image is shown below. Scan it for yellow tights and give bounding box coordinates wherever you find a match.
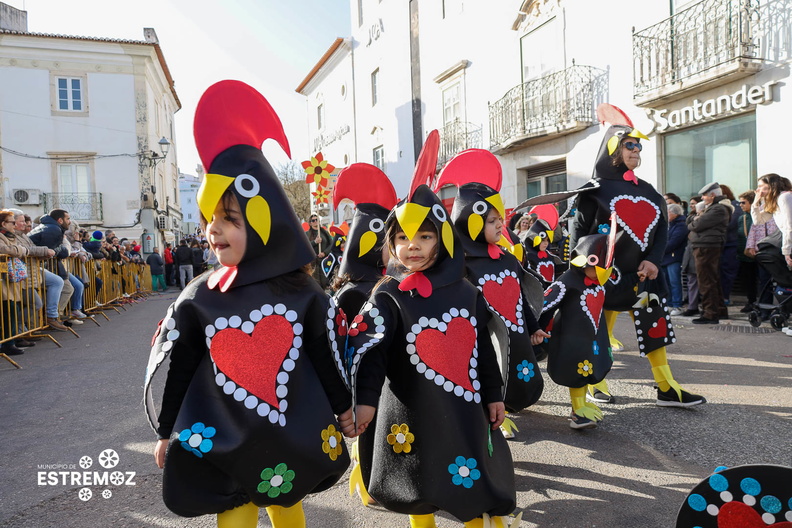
[217,501,306,528]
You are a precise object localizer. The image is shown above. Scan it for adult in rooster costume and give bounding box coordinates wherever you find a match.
[143,80,351,528]
[434,149,546,437]
[516,104,705,409]
[346,136,517,528]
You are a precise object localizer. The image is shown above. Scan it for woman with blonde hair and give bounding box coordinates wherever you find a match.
[753,174,792,297]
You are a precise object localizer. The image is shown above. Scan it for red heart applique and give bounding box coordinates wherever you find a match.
[583,288,604,331]
[647,317,668,339]
[210,315,293,409]
[612,197,660,251]
[481,276,521,325]
[414,318,476,392]
[718,501,792,528]
[537,261,555,282]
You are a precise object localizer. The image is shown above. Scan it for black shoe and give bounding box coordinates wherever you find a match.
[568,412,598,430]
[16,339,36,347]
[63,320,73,327]
[1,345,25,356]
[692,317,719,324]
[681,309,699,316]
[740,305,754,313]
[657,387,707,407]
[586,388,616,404]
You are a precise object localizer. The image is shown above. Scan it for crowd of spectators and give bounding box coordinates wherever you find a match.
[661,173,792,326]
[0,209,218,356]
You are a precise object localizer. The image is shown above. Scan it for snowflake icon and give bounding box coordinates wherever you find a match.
[109,471,124,485]
[78,488,92,501]
[102,489,112,499]
[98,449,119,469]
[79,456,93,469]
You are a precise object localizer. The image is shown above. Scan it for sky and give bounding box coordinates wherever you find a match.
[7,0,351,174]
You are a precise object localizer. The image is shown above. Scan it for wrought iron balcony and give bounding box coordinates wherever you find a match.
[438,120,483,167]
[488,65,608,154]
[633,0,791,103]
[43,193,103,223]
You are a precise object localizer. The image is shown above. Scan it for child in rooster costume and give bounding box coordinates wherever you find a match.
[435,149,547,439]
[515,104,705,409]
[328,162,398,507]
[143,81,352,528]
[539,233,615,429]
[522,217,557,286]
[345,136,517,528]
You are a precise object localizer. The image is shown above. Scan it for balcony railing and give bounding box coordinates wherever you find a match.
[633,0,791,101]
[488,65,608,153]
[438,120,483,167]
[43,193,103,223]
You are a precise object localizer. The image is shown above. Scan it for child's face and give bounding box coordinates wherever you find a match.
[584,266,598,280]
[207,195,247,267]
[539,239,549,252]
[394,229,438,273]
[483,208,503,244]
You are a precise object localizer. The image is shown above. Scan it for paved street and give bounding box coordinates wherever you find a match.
[1,290,790,528]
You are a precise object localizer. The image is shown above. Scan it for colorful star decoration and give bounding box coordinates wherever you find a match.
[302,152,335,187]
[312,186,331,204]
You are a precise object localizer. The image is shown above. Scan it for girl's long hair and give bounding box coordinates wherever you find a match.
[759,173,792,214]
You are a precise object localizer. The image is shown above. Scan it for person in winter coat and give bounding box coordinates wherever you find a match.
[686,182,733,324]
[306,214,332,290]
[146,247,167,292]
[662,204,688,315]
[173,239,194,289]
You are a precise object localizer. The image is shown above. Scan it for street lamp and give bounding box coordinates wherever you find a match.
[145,137,171,167]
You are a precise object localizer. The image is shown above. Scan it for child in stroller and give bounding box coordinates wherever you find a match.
[749,231,792,332]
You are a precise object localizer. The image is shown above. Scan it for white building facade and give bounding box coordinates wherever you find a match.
[0,3,181,252]
[179,172,201,237]
[298,0,792,215]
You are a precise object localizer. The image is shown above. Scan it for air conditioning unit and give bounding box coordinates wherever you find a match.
[156,215,170,230]
[13,189,41,205]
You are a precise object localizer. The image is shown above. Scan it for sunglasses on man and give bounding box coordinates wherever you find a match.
[623,141,643,152]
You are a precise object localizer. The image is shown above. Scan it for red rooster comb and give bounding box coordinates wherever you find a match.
[194,80,291,171]
[333,163,398,209]
[433,149,502,192]
[408,130,440,200]
[596,103,634,128]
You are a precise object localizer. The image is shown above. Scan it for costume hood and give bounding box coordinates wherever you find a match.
[193,80,315,291]
[332,163,397,281]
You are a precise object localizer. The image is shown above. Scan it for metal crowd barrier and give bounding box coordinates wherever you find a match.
[0,255,154,369]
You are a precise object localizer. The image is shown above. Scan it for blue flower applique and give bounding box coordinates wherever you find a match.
[448,456,480,488]
[592,341,600,355]
[597,223,611,234]
[179,422,216,458]
[516,360,535,382]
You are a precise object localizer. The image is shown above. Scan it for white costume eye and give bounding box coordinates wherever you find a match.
[368,218,384,233]
[432,204,447,222]
[539,232,547,239]
[234,174,260,198]
[587,254,599,266]
[472,201,488,215]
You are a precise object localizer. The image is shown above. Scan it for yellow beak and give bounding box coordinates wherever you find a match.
[197,173,235,224]
[359,230,377,257]
[485,193,505,220]
[395,202,430,241]
[596,266,612,286]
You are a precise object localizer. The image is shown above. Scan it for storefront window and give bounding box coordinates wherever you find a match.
[664,113,756,200]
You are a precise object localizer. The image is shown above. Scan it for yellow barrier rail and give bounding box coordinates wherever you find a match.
[0,255,155,369]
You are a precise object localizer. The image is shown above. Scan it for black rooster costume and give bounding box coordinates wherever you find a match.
[515,104,703,408]
[434,149,544,414]
[539,233,615,428]
[347,137,516,526]
[143,81,350,525]
[523,218,557,285]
